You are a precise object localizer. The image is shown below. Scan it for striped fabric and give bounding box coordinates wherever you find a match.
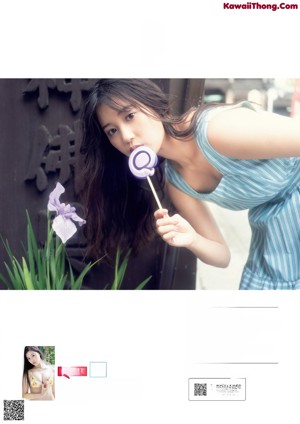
[164,102,300,290]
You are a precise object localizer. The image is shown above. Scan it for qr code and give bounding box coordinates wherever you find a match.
[3,400,24,421]
[194,383,207,396]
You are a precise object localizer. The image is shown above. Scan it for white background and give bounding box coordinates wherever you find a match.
[1,1,300,422]
[1,0,299,77]
[1,291,300,423]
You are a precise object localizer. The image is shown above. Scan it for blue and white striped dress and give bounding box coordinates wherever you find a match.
[164,102,300,290]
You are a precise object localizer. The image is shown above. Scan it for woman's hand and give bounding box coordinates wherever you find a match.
[154,209,198,248]
[41,381,54,400]
[41,381,49,395]
[154,206,230,268]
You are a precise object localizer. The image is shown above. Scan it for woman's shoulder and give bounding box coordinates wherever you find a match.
[197,101,258,123]
[29,364,54,373]
[43,364,55,372]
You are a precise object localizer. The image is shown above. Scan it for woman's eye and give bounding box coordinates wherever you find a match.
[126,112,135,121]
[107,128,117,137]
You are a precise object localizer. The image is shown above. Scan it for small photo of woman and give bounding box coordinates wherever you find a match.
[22,346,55,401]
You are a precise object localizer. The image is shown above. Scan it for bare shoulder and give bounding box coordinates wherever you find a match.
[206,107,259,148]
[206,105,300,159]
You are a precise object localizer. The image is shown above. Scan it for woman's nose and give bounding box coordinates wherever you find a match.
[120,127,134,144]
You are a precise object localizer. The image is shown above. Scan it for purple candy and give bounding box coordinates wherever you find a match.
[128,146,158,179]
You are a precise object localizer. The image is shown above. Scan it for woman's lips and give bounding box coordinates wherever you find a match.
[130,144,143,153]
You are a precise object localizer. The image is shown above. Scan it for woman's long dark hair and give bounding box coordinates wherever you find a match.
[23,346,44,384]
[79,79,202,261]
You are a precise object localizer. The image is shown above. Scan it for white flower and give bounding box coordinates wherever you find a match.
[47,182,86,244]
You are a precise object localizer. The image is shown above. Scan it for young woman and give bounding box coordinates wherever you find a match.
[80,79,300,290]
[22,346,55,400]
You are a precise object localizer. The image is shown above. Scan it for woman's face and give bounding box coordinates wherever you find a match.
[26,350,42,367]
[96,101,166,157]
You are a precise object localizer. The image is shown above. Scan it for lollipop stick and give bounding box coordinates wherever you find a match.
[146,176,163,209]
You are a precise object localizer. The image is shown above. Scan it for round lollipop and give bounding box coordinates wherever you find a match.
[128,146,158,179]
[128,146,162,209]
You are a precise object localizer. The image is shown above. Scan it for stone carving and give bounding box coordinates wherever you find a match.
[25,121,82,192]
[23,78,97,112]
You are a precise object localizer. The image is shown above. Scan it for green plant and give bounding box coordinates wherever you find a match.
[0,211,151,290]
[0,182,151,290]
[39,346,55,365]
[110,248,151,290]
[0,211,97,290]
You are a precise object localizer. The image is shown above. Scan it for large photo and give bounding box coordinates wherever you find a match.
[0,78,299,291]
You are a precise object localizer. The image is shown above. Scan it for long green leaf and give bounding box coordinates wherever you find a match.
[1,237,16,263]
[4,262,21,289]
[112,249,122,289]
[71,256,103,290]
[44,220,54,289]
[49,252,57,289]
[40,248,47,289]
[56,274,68,290]
[54,239,66,288]
[26,210,39,261]
[22,257,35,290]
[36,249,44,287]
[135,275,152,290]
[0,268,15,289]
[68,262,75,289]
[11,259,26,289]
[26,210,39,284]
[112,248,121,289]
[112,249,131,290]
[1,240,24,289]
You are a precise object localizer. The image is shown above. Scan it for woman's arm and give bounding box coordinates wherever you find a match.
[207,107,300,160]
[22,393,45,400]
[155,182,230,268]
[22,376,46,400]
[51,368,55,398]
[22,376,29,399]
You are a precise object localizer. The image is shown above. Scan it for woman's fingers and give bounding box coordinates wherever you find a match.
[156,213,179,227]
[162,231,177,241]
[155,212,197,247]
[157,224,178,235]
[154,208,169,219]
